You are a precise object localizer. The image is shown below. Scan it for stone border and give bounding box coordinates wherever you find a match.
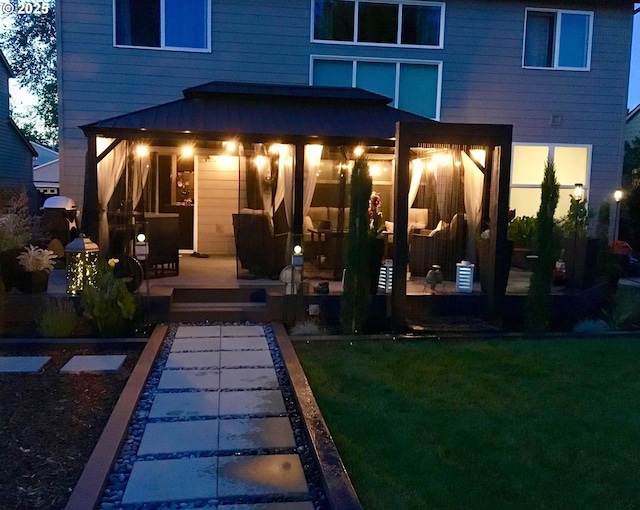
[65,324,168,510]
[272,322,363,510]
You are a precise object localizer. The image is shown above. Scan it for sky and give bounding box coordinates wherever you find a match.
[4,6,640,116]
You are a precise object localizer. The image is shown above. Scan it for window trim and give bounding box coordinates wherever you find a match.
[522,7,593,71]
[113,0,212,53]
[310,0,446,49]
[310,55,443,120]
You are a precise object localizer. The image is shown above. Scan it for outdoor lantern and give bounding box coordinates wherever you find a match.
[455,261,475,293]
[378,259,393,294]
[135,232,149,261]
[574,183,584,200]
[614,189,623,242]
[65,234,99,295]
[291,244,304,268]
[425,264,443,293]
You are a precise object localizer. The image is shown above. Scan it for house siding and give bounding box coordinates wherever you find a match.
[0,54,34,191]
[57,0,632,221]
[626,108,640,144]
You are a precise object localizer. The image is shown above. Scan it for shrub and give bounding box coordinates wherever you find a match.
[36,298,79,337]
[81,258,136,337]
[290,320,322,336]
[605,287,640,330]
[17,244,56,272]
[507,216,537,250]
[573,319,610,335]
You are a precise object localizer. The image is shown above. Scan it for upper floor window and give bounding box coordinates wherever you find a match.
[115,0,210,51]
[523,8,592,70]
[313,0,445,48]
[311,56,441,119]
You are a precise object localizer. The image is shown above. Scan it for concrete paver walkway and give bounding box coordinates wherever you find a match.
[105,323,315,509]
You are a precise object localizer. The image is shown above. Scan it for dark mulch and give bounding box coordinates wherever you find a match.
[0,342,143,509]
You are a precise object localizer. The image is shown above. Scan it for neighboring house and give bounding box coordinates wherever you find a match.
[626,104,640,145]
[31,142,60,206]
[56,0,634,298]
[0,50,37,206]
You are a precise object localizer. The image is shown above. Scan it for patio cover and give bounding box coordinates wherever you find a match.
[81,81,436,142]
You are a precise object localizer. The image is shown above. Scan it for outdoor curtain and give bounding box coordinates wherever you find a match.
[462,151,484,263]
[96,137,127,254]
[302,144,323,217]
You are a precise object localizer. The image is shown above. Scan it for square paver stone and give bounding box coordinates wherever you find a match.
[171,337,221,352]
[149,391,220,419]
[221,336,269,351]
[138,419,219,455]
[219,417,296,450]
[166,351,221,369]
[122,457,218,504]
[218,454,308,498]
[220,368,279,390]
[219,390,286,416]
[220,503,314,510]
[0,356,50,373]
[221,325,265,337]
[221,350,273,368]
[60,355,126,373]
[175,325,221,338]
[158,369,220,390]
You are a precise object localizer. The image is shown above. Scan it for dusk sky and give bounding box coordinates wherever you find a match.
[629,5,640,110]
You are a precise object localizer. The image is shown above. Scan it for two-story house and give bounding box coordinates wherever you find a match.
[56,0,634,297]
[0,50,37,207]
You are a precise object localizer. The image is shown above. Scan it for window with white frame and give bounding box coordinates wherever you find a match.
[313,0,445,48]
[115,0,210,51]
[311,57,441,119]
[509,144,591,218]
[523,8,593,70]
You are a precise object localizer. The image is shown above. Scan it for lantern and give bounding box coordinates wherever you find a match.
[65,234,99,295]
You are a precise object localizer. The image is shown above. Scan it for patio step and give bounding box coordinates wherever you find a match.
[169,287,272,322]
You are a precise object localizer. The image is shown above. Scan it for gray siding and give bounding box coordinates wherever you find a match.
[58,0,632,215]
[626,108,640,144]
[0,57,34,189]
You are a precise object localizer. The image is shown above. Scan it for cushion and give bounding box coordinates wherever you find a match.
[303,215,315,232]
[385,221,394,233]
[307,207,328,227]
[328,207,350,230]
[409,208,429,226]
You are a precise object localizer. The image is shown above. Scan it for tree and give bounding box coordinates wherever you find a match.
[1,0,57,147]
[340,155,372,334]
[622,137,640,248]
[526,157,560,332]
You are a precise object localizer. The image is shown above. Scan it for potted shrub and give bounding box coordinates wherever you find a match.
[16,245,56,293]
[508,216,537,268]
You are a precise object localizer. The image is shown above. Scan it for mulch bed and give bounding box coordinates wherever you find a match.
[0,342,143,509]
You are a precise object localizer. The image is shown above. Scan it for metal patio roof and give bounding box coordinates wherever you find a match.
[80,81,437,142]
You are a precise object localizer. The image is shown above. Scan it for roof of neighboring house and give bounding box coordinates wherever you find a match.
[629,104,640,123]
[81,81,436,143]
[9,119,38,157]
[33,158,59,188]
[31,142,59,166]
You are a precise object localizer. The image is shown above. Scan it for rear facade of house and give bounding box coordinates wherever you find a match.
[57,0,633,257]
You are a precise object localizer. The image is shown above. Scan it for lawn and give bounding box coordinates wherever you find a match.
[295,337,640,510]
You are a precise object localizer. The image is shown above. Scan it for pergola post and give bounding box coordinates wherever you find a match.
[81,134,99,241]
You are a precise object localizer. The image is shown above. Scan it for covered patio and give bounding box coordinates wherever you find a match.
[79,81,513,326]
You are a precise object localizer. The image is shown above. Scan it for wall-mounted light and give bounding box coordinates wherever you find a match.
[354,146,364,157]
[614,189,623,203]
[135,144,149,158]
[223,141,237,153]
[573,183,584,199]
[181,145,194,158]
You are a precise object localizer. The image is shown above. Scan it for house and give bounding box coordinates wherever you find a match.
[0,50,37,207]
[626,104,640,145]
[32,142,60,207]
[56,0,634,318]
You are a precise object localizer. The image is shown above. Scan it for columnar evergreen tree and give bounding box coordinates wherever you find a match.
[526,157,560,332]
[340,155,372,334]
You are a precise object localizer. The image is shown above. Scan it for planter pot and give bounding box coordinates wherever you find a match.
[18,270,50,294]
[561,237,600,289]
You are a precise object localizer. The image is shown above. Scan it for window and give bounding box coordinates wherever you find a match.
[115,0,210,51]
[313,0,444,48]
[312,57,441,119]
[509,144,591,218]
[523,8,592,70]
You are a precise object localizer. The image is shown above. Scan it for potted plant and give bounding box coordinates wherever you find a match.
[16,245,56,293]
[508,215,537,268]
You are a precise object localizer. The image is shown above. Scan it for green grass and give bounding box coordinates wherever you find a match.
[295,338,640,510]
